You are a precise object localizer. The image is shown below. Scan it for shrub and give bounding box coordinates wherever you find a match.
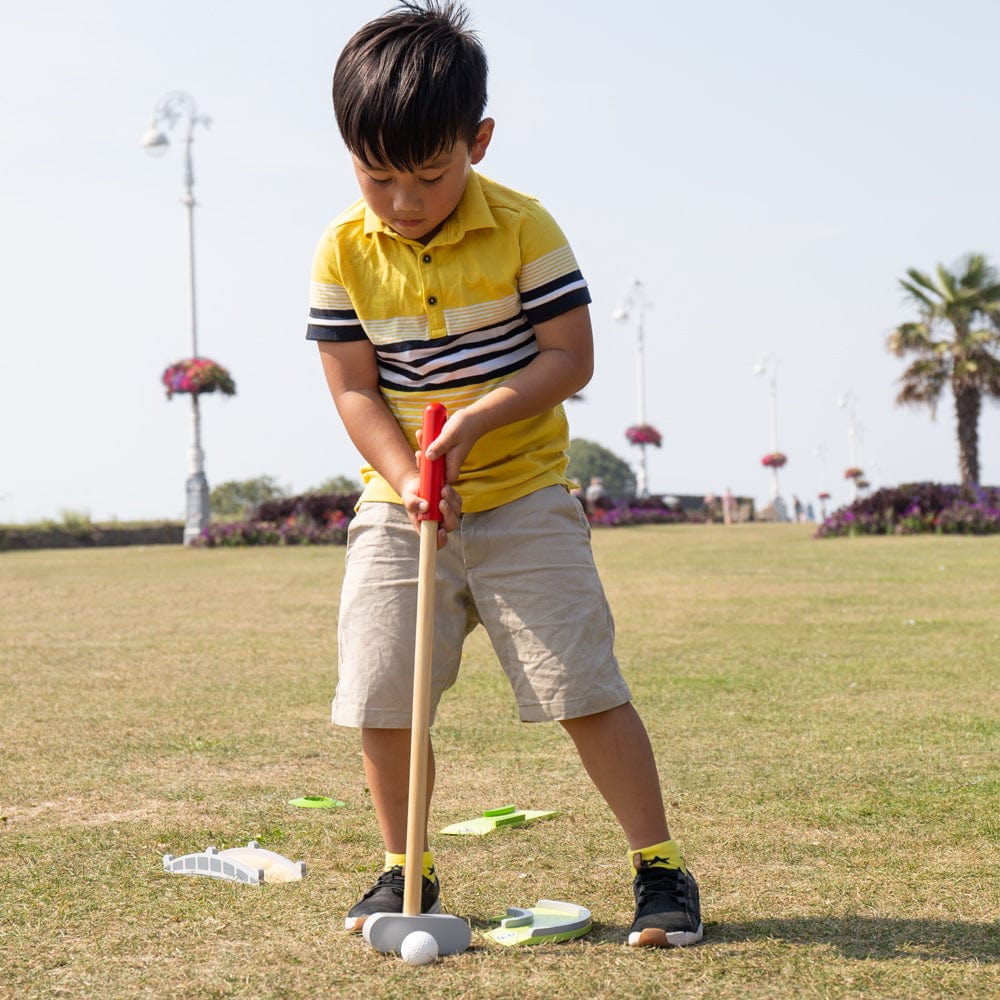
[814,482,1000,537]
[193,491,358,548]
[192,488,698,547]
[588,494,694,528]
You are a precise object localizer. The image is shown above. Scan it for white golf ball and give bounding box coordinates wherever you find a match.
[400,930,439,965]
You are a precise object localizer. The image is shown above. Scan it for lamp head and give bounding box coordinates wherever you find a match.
[141,125,169,157]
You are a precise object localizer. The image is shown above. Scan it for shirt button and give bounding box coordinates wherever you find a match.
[427,296,438,305]
[422,254,432,263]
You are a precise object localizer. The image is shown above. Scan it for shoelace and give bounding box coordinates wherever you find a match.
[362,867,405,900]
[636,868,686,907]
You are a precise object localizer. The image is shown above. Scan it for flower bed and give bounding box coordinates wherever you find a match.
[815,482,1000,537]
[190,489,699,546]
[192,491,358,547]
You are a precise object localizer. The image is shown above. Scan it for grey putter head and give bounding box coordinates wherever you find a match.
[362,912,472,955]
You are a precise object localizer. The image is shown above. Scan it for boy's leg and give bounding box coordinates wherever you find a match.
[343,728,440,932]
[361,728,434,853]
[464,488,702,947]
[561,703,702,948]
[558,702,669,848]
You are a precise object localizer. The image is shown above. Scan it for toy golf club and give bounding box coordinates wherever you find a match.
[363,403,472,958]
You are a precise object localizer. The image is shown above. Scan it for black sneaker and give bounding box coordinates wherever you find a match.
[628,862,703,947]
[344,866,441,932]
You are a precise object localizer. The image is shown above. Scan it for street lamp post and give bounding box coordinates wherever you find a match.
[837,391,861,502]
[613,278,651,498]
[753,355,786,520]
[142,92,213,545]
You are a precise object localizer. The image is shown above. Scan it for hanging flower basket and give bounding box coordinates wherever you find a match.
[818,491,831,500]
[844,467,864,480]
[626,424,662,447]
[761,452,787,468]
[162,358,236,399]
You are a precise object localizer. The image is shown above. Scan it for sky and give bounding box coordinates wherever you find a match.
[3,0,1000,524]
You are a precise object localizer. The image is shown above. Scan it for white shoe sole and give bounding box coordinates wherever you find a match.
[628,922,703,948]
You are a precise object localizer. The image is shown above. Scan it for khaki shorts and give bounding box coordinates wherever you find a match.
[332,485,631,727]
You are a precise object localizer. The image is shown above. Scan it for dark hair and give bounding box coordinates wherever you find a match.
[332,1,488,171]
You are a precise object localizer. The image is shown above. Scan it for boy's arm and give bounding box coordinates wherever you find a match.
[317,340,461,542]
[424,305,594,483]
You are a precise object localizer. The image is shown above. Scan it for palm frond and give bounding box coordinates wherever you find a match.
[978,357,1000,396]
[936,264,959,300]
[886,321,932,356]
[900,271,938,310]
[978,284,1000,310]
[957,252,999,290]
[967,327,999,348]
[895,358,947,415]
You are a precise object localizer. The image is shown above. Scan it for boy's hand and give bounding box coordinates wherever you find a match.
[399,469,462,549]
[421,407,483,486]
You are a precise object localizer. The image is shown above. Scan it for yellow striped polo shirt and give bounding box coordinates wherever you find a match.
[306,171,592,513]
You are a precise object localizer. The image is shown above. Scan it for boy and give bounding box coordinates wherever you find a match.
[306,1,703,948]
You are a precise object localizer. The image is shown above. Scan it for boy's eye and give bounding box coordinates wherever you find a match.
[369,176,392,187]
[419,173,445,185]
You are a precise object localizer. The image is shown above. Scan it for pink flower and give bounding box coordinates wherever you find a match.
[162,358,236,399]
[626,424,662,447]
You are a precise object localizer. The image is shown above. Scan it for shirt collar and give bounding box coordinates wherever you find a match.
[362,171,497,246]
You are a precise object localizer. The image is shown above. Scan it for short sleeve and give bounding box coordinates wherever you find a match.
[517,200,592,327]
[306,230,368,342]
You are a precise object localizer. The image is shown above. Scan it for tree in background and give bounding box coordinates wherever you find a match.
[566,439,636,499]
[309,474,361,494]
[209,475,287,519]
[888,253,1000,485]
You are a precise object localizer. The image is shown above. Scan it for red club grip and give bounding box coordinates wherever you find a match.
[417,403,448,522]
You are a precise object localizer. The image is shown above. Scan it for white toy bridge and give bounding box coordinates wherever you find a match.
[163,841,306,885]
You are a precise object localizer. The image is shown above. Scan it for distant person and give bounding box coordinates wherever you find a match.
[722,487,735,525]
[305,1,702,949]
[703,492,717,523]
[793,495,804,522]
[585,476,606,510]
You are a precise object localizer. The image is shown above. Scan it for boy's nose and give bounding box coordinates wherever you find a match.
[393,185,422,212]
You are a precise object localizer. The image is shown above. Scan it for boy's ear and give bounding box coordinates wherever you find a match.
[469,118,495,165]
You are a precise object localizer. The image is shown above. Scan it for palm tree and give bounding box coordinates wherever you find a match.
[887,253,1000,486]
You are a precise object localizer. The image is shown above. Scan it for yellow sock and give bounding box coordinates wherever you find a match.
[629,840,686,873]
[384,851,436,881]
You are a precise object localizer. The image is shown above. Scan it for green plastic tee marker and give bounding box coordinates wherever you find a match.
[484,899,592,946]
[288,796,346,809]
[440,805,558,836]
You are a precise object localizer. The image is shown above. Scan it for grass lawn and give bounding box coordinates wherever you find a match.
[1,524,997,999]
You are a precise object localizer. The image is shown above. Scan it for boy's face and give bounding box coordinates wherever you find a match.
[352,119,494,244]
